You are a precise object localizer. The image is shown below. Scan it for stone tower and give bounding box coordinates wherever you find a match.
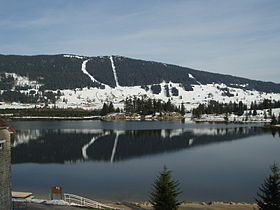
[0,124,14,210]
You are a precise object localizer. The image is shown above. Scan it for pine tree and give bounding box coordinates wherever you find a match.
[224,112,229,122]
[124,99,133,113]
[149,167,182,210]
[255,163,280,210]
[100,103,108,116]
[269,108,273,116]
[180,102,185,115]
[253,109,257,116]
[108,102,114,113]
[236,101,245,116]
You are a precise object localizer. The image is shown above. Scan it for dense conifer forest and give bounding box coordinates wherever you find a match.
[192,99,280,118]
[123,98,185,115]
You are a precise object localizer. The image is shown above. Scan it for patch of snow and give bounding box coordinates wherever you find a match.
[63,54,85,59]
[81,59,104,86]
[188,73,195,79]
[230,83,249,87]
[188,73,201,85]
[13,199,69,206]
[110,56,120,87]
[0,102,37,109]
[5,73,42,89]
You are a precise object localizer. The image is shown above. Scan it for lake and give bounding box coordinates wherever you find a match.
[10,120,280,203]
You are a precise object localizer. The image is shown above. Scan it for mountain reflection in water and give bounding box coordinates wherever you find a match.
[12,126,271,164]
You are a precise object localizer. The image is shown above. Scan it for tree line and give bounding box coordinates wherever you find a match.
[0,90,61,104]
[192,101,247,118]
[124,98,185,115]
[99,98,186,116]
[192,99,280,119]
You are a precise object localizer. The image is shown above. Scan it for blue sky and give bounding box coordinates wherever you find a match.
[1,0,280,82]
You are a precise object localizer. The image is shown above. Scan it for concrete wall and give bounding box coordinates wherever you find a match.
[0,128,11,210]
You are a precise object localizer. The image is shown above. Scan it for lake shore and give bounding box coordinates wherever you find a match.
[137,202,257,210]
[13,200,258,210]
[1,111,276,124]
[133,202,257,210]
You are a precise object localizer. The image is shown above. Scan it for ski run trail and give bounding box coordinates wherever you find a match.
[110,56,120,87]
[81,59,98,84]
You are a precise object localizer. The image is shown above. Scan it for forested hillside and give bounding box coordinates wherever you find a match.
[1,54,280,110]
[0,54,280,92]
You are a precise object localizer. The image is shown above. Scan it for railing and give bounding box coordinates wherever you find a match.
[64,193,123,209]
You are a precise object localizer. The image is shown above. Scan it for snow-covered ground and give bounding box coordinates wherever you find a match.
[13,198,69,205]
[63,54,86,59]
[1,80,280,112]
[5,73,42,89]
[49,82,280,111]
[192,108,280,123]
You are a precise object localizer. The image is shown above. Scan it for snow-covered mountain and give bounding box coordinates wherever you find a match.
[0,54,280,110]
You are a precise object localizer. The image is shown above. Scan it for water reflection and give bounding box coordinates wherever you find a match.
[12,126,273,164]
[268,127,280,138]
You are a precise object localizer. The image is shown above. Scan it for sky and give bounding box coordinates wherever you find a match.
[0,0,280,83]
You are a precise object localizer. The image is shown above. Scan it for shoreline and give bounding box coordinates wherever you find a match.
[1,115,272,123]
[139,201,258,210]
[13,198,258,210]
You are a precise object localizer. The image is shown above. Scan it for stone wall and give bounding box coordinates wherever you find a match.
[0,128,11,210]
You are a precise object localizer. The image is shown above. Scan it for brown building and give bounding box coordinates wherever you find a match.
[0,121,15,210]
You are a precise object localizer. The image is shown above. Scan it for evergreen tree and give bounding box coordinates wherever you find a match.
[180,103,185,115]
[255,163,280,210]
[124,99,133,113]
[245,113,248,121]
[236,101,245,116]
[100,103,108,116]
[165,99,173,112]
[149,167,182,210]
[269,108,273,116]
[143,98,153,115]
[108,102,114,113]
[253,109,257,116]
[224,112,229,122]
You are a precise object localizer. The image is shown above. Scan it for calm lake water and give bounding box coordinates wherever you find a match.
[10,120,280,202]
